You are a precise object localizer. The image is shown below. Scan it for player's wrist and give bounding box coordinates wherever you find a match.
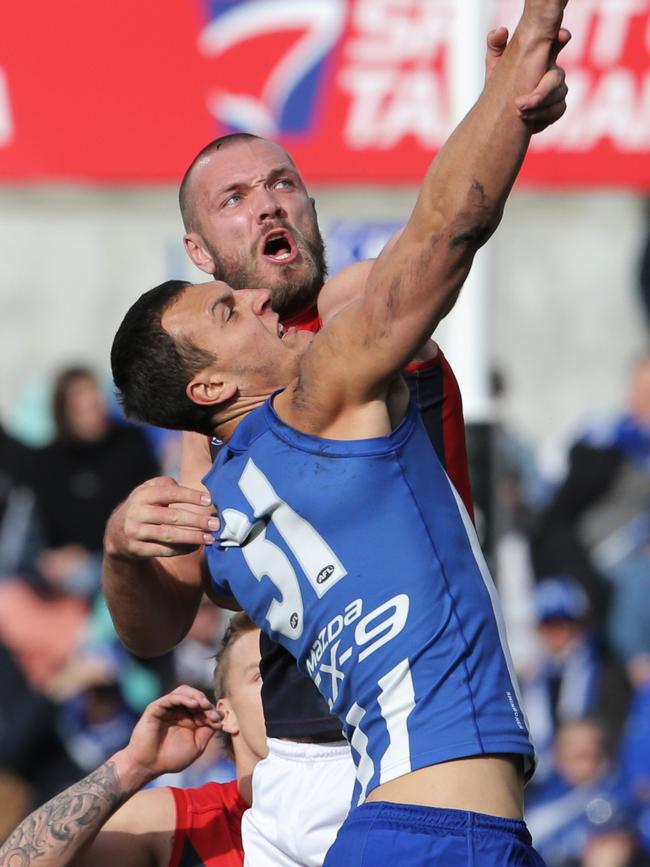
[515,12,563,47]
[111,747,158,792]
[103,520,135,560]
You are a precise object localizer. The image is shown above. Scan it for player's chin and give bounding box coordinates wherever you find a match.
[261,255,307,280]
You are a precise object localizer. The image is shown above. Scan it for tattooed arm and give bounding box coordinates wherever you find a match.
[0,760,163,867]
[0,686,220,867]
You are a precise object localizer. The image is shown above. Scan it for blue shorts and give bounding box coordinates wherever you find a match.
[323,802,546,866]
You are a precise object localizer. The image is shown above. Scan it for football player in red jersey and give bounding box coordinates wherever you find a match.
[0,614,262,867]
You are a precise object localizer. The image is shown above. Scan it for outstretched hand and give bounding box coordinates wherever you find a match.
[122,686,222,780]
[486,25,571,134]
[104,476,219,560]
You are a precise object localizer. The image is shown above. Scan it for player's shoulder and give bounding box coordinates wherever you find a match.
[172,779,245,816]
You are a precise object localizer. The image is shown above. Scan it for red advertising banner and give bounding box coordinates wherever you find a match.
[0,0,649,186]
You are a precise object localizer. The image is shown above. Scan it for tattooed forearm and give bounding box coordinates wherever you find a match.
[0,761,127,867]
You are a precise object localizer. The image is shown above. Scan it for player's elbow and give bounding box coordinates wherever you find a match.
[447,183,504,252]
[449,208,502,253]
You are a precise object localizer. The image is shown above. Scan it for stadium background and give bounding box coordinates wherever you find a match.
[1,0,648,449]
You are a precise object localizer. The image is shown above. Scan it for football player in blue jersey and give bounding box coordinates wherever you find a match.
[109,1,568,862]
[104,23,570,866]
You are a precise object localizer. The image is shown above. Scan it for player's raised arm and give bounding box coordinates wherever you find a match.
[299,0,566,410]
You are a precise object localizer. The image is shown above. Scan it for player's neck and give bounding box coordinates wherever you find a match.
[212,394,269,442]
[233,747,260,806]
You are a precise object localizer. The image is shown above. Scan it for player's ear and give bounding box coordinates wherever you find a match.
[217,697,240,736]
[184,232,217,276]
[187,374,238,408]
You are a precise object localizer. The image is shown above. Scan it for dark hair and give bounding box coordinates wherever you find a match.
[111,280,217,435]
[52,365,101,442]
[179,133,263,233]
[213,612,258,761]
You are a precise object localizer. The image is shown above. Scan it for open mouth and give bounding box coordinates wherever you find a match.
[261,230,298,264]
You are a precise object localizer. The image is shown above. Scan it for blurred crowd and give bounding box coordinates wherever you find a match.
[0,350,649,867]
[495,352,650,867]
[0,365,234,843]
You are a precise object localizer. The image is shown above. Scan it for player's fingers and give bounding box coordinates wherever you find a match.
[550,27,572,65]
[486,26,508,55]
[515,72,567,111]
[171,501,217,517]
[519,101,567,133]
[169,685,214,708]
[135,523,216,548]
[122,541,203,559]
[520,89,568,124]
[484,26,509,78]
[520,84,568,116]
[195,728,219,752]
[140,504,219,532]
[142,477,213,508]
[156,689,221,723]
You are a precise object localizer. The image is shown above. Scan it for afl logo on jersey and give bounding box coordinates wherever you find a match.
[317,564,335,585]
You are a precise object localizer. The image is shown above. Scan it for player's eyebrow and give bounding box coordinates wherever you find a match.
[206,183,241,211]
[266,164,298,183]
[205,164,299,215]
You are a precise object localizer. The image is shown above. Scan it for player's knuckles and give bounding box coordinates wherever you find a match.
[149,505,186,526]
[159,527,196,545]
[172,510,213,530]
[125,522,149,548]
[173,685,204,701]
[145,475,176,488]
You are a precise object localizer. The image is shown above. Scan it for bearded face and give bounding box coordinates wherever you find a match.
[206,217,327,318]
[186,138,328,319]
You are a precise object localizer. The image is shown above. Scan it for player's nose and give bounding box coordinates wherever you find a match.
[251,289,272,315]
[255,188,286,223]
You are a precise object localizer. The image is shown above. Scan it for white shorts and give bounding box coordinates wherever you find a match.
[242,737,355,867]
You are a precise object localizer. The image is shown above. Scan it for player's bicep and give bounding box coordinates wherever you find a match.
[317,230,407,327]
[309,231,469,405]
[69,790,174,867]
